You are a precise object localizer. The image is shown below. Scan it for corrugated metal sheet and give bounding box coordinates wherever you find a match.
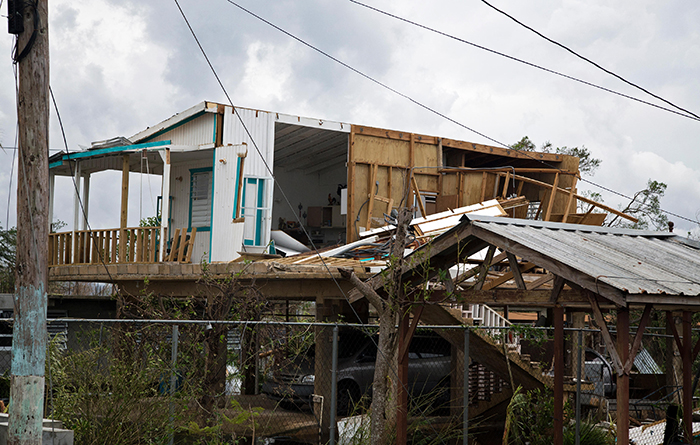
[465,215,700,296]
[145,112,216,146]
[222,107,275,178]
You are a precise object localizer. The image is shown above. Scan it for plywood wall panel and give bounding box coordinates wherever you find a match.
[353,135,410,166]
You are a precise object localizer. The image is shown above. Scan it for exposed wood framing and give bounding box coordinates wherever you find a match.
[474,245,497,291]
[587,292,624,375]
[411,174,427,217]
[544,172,559,221]
[562,175,578,223]
[623,304,652,375]
[550,275,566,303]
[364,163,378,229]
[496,172,637,223]
[482,262,535,291]
[506,253,526,289]
[527,273,554,290]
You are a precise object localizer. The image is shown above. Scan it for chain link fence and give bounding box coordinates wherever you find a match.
[0,319,694,444]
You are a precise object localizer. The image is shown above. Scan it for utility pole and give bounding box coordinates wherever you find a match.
[8,0,50,443]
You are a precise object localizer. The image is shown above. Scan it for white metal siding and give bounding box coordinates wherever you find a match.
[210,144,247,262]
[222,107,274,178]
[222,107,274,250]
[169,155,213,262]
[146,113,217,146]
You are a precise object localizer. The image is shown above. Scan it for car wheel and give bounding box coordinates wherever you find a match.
[337,381,361,417]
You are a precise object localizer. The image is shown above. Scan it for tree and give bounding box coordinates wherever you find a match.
[511,136,601,176]
[606,179,669,230]
[0,226,17,293]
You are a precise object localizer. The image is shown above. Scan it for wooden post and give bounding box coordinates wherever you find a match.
[119,154,130,262]
[397,308,410,445]
[616,308,630,445]
[10,0,50,442]
[682,311,693,442]
[553,306,564,445]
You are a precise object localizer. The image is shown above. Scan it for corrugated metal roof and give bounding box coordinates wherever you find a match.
[463,215,700,296]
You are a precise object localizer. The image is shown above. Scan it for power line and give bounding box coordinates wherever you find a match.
[349,0,700,123]
[224,0,700,229]
[479,0,700,121]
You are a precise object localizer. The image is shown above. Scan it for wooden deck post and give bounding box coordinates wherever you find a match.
[120,154,130,262]
[682,311,693,442]
[616,307,630,445]
[553,306,564,445]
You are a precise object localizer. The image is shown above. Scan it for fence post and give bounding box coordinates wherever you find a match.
[169,325,179,445]
[463,326,469,445]
[575,328,582,445]
[329,325,339,445]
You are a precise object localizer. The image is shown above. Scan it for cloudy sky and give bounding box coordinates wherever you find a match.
[1,0,699,234]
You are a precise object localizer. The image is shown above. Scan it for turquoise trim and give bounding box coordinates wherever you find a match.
[61,140,171,161]
[140,112,205,143]
[49,161,63,169]
[256,179,264,245]
[212,114,217,143]
[188,167,213,233]
[232,156,242,218]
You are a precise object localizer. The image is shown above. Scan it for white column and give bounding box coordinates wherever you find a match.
[159,149,171,261]
[72,161,81,232]
[81,172,90,230]
[48,171,55,231]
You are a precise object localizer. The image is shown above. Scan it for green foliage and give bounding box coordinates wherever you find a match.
[140,213,161,227]
[504,386,613,445]
[0,225,16,293]
[608,179,668,230]
[511,136,601,176]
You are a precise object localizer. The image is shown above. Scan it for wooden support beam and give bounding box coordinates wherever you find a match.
[501,171,511,199]
[411,174,427,218]
[364,163,378,230]
[553,306,564,445]
[482,262,535,291]
[683,311,693,443]
[474,245,497,291]
[506,252,526,289]
[544,172,559,221]
[587,293,624,375]
[616,307,630,445]
[623,304,652,375]
[455,250,506,285]
[550,275,565,303]
[527,273,554,290]
[562,175,578,223]
[496,172,638,223]
[480,172,487,202]
[120,154,130,263]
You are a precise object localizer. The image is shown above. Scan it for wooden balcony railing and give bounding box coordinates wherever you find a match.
[49,226,162,266]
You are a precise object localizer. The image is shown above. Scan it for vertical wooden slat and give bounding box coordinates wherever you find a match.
[150,228,157,262]
[501,171,511,199]
[168,228,180,262]
[364,164,378,230]
[184,228,197,263]
[90,232,98,264]
[66,233,72,265]
[128,229,136,262]
[111,230,117,263]
[479,172,487,202]
[544,172,560,221]
[177,230,187,262]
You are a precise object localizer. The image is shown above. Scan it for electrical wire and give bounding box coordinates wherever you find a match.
[175,0,448,427]
[225,0,699,228]
[479,0,700,121]
[349,0,700,123]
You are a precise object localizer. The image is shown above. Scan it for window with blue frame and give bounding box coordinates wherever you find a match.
[242,177,267,246]
[189,168,212,231]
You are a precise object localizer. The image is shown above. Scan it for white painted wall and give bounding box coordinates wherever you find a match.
[222,107,274,252]
[146,112,217,146]
[211,144,247,262]
[168,153,213,263]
